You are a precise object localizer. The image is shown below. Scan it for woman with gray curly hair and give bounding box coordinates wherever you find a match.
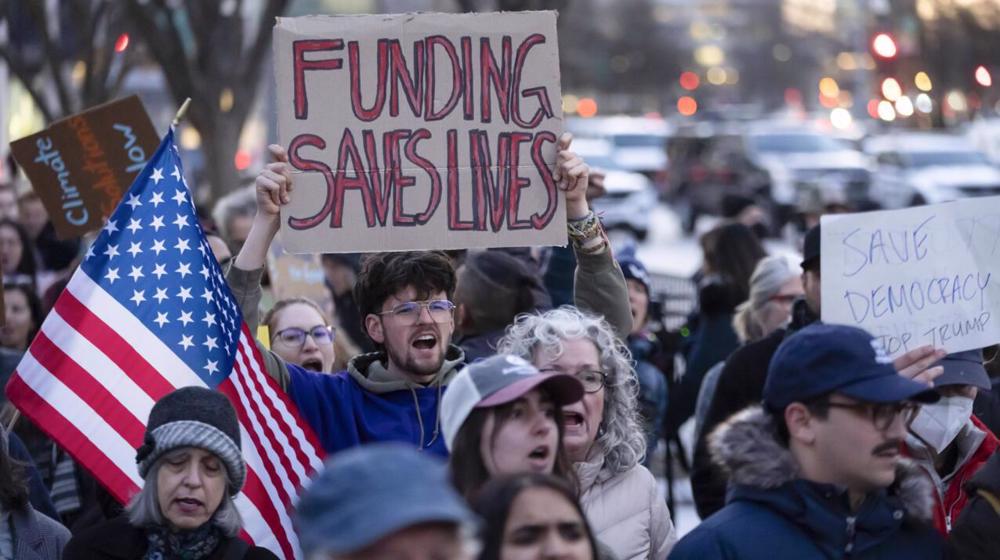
[497,307,676,560]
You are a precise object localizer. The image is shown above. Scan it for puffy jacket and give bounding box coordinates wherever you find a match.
[903,414,1000,534]
[670,407,944,560]
[947,450,1000,559]
[576,450,676,560]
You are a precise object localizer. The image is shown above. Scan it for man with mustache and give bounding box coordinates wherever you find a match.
[670,324,945,559]
[903,349,999,535]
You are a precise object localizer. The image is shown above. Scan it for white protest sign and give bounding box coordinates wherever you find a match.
[821,196,1000,356]
[273,12,566,253]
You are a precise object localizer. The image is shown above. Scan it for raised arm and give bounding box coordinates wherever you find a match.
[555,133,633,338]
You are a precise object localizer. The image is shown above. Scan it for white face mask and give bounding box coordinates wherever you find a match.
[909,395,974,453]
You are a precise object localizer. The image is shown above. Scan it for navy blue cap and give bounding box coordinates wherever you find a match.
[618,255,650,294]
[935,349,991,391]
[764,324,939,411]
[295,443,475,555]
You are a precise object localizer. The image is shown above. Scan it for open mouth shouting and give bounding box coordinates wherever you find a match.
[411,332,439,352]
[300,357,324,372]
[527,444,553,471]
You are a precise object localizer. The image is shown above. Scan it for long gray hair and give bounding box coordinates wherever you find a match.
[125,455,243,537]
[733,256,800,343]
[497,306,645,478]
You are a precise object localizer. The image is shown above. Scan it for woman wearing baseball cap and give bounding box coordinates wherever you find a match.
[441,354,584,500]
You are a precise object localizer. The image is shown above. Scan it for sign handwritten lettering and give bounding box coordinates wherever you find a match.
[273,11,565,253]
[821,197,1000,356]
[10,96,159,239]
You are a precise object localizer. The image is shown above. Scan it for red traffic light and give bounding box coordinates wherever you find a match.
[872,33,897,59]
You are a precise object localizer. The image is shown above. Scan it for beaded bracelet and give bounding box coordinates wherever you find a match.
[567,211,601,243]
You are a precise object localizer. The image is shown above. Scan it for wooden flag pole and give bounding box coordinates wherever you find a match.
[172,97,192,127]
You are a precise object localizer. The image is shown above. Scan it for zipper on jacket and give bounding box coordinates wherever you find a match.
[844,515,857,556]
[945,513,952,532]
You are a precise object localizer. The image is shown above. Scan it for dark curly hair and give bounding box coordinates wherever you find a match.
[354,251,456,344]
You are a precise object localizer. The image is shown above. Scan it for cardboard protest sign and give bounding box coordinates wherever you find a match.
[266,234,332,314]
[821,196,1000,356]
[10,96,159,240]
[273,11,565,253]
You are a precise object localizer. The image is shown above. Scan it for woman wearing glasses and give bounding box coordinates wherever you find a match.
[497,307,676,560]
[261,298,337,373]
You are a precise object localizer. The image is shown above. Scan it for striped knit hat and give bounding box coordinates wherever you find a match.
[136,387,246,494]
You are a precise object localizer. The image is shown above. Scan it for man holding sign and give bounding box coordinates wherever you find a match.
[228,131,628,457]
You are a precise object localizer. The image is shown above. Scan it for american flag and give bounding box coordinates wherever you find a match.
[6,130,324,559]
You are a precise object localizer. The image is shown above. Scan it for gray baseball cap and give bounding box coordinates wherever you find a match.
[295,443,474,555]
[441,354,584,451]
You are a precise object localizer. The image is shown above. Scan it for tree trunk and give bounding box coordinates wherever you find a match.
[196,114,244,206]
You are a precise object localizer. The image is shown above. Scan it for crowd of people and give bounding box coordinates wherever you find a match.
[0,128,997,559]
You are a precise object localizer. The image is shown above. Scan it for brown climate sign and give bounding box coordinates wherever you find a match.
[10,96,160,239]
[273,11,566,253]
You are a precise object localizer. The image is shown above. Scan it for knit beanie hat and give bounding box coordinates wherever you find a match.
[135,386,246,494]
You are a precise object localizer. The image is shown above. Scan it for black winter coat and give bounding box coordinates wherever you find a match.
[690,299,819,519]
[63,516,278,560]
[948,451,1000,560]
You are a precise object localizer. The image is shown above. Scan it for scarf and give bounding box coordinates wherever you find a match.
[143,521,223,560]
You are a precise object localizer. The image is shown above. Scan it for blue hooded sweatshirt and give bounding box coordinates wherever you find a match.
[286,346,465,457]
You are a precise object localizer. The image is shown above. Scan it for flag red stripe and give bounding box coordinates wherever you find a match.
[6,375,139,504]
[28,331,147,446]
[55,290,175,398]
[233,343,308,488]
[218,378,295,506]
[220,379,296,559]
[240,330,325,460]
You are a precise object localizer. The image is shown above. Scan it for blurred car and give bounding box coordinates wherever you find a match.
[567,116,670,183]
[667,122,872,233]
[574,137,657,242]
[865,133,1000,208]
[967,118,1000,166]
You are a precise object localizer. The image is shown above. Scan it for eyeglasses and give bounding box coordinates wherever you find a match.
[769,294,801,305]
[825,400,920,432]
[376,299,455,325]
[540,368,607,393]
[272,325,335,347]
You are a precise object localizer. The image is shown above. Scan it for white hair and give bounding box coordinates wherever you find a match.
[733,256,801,342]
[497,306,646,478]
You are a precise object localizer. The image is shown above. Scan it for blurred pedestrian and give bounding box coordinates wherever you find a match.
[0,182,17,221]
[720,194,769,239]
[473,473,600,560]
[0,425,68,559]
[691,224,820,518]
[670,324,944,559]
[454,251,550,363]
[904,349,999,535]
[1,282,42,353]
[617,252,669,466]
[64,387,277,559]
[211,184,257,255]
[320,252,372,354]
[498,307,676,560]
[17,192,79,277]
[670,223,766,442]
[441,354,583,499]
[0,219,37,289]
[692,255,803,459]
[731,256,803,344]
[295,443,476,560]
